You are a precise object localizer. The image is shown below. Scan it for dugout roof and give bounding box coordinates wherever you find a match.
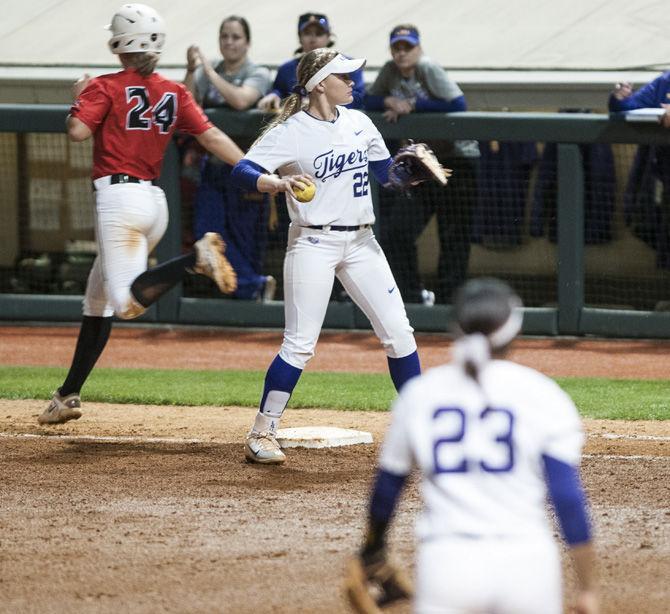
[2,0,670,71]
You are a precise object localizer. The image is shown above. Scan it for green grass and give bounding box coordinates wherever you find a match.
[0,366,397,411]
[0,366,668,420]
[557,378,670,420]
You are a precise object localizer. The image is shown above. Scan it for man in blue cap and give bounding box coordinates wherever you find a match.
[365,24,480,306]
[257,12,365,112]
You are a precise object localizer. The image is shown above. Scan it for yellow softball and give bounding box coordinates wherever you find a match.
[293,181,316,203]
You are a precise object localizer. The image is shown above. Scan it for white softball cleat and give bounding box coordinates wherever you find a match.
[38,392,82,425]
[193,232,237,294]
[421,289,436,307]
[245,430,286,465]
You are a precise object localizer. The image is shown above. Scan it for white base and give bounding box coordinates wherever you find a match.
[275,426,373,449]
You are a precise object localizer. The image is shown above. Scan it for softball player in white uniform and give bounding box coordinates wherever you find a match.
[232,49,422,464]
[355,279,599,614]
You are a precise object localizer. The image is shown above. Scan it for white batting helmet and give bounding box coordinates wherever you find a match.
[107,4,166,54]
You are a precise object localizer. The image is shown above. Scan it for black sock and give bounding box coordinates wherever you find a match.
[130,252,196,308]
[59,316,113,397]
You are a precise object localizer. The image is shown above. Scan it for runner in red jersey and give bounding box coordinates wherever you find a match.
[71,69,213,180]
[39,3,244,425]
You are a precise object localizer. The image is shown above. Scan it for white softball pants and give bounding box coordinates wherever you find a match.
[278,224,417,369]
[84,178,169,319]
[415,535,562,613]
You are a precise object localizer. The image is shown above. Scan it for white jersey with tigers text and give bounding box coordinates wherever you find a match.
[244,106,389,227]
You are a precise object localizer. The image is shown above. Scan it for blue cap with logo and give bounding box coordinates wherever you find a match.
[298,13,330,34]
[390,25,420,47]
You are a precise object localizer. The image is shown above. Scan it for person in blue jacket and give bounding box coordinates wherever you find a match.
[256,12,365,112]
[609,75,670,122]
[610,75,670,269]
[609,76,670,184]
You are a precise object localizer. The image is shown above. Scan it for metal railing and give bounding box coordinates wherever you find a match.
[0,104,669,338]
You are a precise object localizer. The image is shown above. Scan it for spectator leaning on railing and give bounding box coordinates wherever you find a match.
[609,74,670,127]
[184,15,270,110]
[184,16,276,301]
[365,24,480,305]
[609,74,670,181]
[609,74,670,270]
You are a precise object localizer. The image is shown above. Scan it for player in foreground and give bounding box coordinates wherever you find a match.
[39,3,242,425]
[231,48,450,464]
[345,278,599,614]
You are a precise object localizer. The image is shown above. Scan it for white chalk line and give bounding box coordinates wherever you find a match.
[0,432,668,461]
[3,431,665,441]
[0,432,207,445]
[597,432,670,442]
[583,453,668,461]
[4,432,667,444]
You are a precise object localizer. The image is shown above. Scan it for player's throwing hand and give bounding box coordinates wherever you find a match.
[257,173,314,197]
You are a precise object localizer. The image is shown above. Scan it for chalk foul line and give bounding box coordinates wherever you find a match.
[0,431,668,460]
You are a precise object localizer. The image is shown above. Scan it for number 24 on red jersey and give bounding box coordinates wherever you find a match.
[125,86,176,133]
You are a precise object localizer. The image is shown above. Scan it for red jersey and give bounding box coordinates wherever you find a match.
[70,68,212,180]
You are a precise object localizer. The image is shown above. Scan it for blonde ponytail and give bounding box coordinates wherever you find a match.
[120,52,160,76]
[254,48,339,145]
[254,92,304,145]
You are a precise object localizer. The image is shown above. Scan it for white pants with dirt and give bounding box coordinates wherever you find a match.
[278,223,416,369]
[84,177,168,319]
[415,535,562,613]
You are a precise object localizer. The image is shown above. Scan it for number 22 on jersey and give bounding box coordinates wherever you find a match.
[125,86,176,133]
[432,406,515,474]
[353,171,369,197]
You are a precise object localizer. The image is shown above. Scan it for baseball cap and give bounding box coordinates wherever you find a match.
[390,25,420,47]
[298,13,330,34]
[304,53,366,92]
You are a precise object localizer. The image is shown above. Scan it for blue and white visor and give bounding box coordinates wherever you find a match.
[305,53,366,92]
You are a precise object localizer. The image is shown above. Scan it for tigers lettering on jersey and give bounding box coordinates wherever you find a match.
[244,106,389,226]
[313,148,369,181]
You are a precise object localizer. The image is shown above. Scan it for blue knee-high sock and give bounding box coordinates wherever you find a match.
[387,350,421,391]
[259,355,303,420]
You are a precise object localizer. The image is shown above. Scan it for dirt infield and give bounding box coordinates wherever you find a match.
[3,325,670,378]
[1,325,669,613]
